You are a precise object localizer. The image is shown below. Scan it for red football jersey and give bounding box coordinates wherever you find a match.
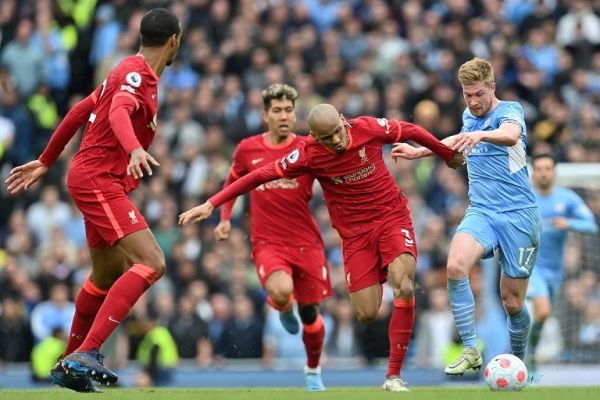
[276,117,409,238]
[224,133,324,248]
[67,54,159,192]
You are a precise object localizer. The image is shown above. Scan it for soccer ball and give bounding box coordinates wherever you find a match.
[483,354,528,391]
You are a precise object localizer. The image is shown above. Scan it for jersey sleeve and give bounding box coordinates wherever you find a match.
[38,86,101,167]
[497,102,525,133]
[209,162,281,208]
[397,121,454,161]
[276,143,312,178]
[361,117,402,144]
[566,190,599,234]
[108,67,150,154]
[113,68,148,109]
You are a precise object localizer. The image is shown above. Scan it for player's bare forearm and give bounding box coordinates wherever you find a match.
[397,122,455,161]
[410,135,459,158]
[479,123,521,146]
[208,162,281,209]
[391,143,428,160]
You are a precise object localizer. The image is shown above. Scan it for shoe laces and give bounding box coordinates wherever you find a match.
[89,349,105,365]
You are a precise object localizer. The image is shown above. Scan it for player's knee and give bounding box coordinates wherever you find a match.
[299,305,319,325]
[502,297,524,315]
[446,258,468,280]
[269,290,292,307]
[267,284,293,305]
[142,249,166,277]
[400,275,414,298]
[265,275,293,304]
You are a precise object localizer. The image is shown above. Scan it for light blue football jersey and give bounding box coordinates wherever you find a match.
[462,101,536,212]
[533,186,598,278]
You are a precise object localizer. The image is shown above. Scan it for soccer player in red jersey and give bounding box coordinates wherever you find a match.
[214,84,331,391]
[180,103,465,391]
[5,8,181,390]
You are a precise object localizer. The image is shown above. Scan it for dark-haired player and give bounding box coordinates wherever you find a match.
[526,153,597,373]
[5,8,182,390]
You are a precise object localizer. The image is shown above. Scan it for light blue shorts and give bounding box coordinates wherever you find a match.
[456,206,541,278]
[527,267,562,304]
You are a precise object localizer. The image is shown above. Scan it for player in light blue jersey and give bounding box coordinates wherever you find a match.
[526,153,598,372]
[392,57,541,375]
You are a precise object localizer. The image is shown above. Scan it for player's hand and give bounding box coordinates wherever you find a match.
[391,143,423,161]
[128,147,160,179]
[452,132,482,154]
[4,160,48,194]
[445,151,466,169]
[179,201,215,226]
[214,220,231,241]
[551,217,569,230]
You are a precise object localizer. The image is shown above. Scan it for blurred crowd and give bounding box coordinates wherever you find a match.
[1,0,600,385]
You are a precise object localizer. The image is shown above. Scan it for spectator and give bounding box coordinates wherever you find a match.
[221,293,263,358]
[0,296,34,362]
[30,282,75,343]
[1,18,46,98]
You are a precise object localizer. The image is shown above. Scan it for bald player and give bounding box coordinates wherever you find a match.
[179,103,464,391]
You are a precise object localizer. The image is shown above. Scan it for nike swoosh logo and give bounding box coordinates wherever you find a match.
[152,94,156,99]
[108,315,120,324]
[251,158,264,165]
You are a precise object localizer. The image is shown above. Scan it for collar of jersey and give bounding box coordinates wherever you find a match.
[262,133,296,149]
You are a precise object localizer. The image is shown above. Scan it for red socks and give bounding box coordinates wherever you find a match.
[386,297,415,378]
[303,314,325,368]
[63,279,107,357]
[77,264,159,352]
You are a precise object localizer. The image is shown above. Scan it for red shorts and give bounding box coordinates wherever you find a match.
[252,243,333,304]
[68,186,148,248]
[342,213,417,293]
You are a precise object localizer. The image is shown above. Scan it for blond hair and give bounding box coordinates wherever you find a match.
[458,57,494,87]
[262,83,298,111]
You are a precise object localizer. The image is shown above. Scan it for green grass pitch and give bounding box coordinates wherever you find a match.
[0,387,598,400]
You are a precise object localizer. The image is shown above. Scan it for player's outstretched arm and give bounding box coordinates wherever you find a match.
[558,195,599,234]
[37,93,97,168]
[453,123,520,153]
[179,161,282,226]
[4,160,48,194]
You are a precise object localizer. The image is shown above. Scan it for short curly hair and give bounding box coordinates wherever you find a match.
[262,83,298,111]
